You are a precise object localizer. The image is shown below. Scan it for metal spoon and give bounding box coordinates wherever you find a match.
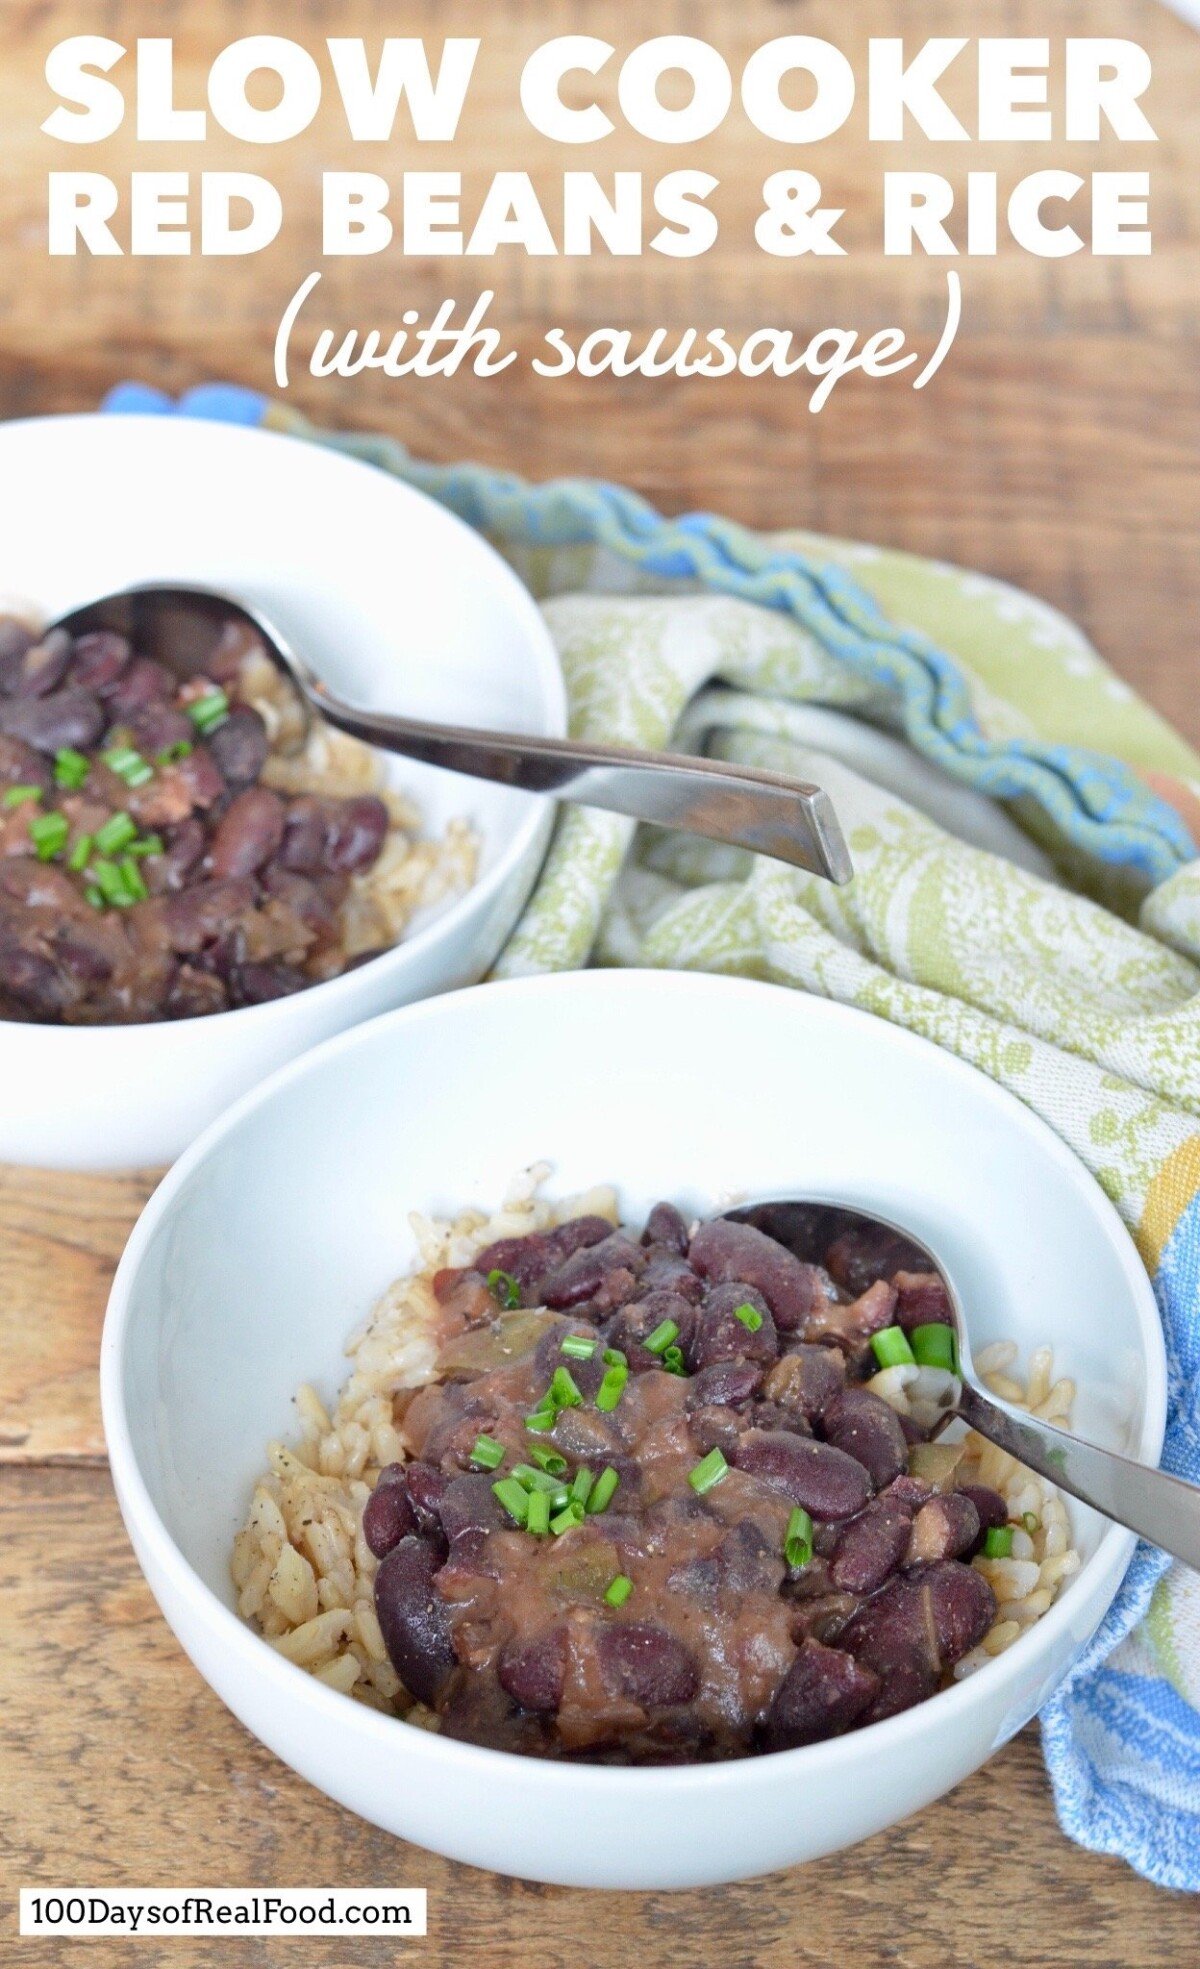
[724,1198,1199,1571]
[51,583,852,884]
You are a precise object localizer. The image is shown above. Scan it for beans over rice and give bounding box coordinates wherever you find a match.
[233,1169,1081,1759]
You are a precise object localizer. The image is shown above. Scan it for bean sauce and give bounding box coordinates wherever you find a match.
[371,1205,1003,1762]
[0,612,391,1024]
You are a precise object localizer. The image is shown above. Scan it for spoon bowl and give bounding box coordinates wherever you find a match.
[725,1196,1198,1571]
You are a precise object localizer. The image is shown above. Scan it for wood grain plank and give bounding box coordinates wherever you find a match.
[2,1465,1192,1969]
[0,1168,156,1462]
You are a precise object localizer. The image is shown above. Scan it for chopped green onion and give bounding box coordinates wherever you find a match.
[487,1268,520,1309]
[587,1466,620,1515]
[528,1445,567,1477]
[595,1359,628,1412]
[119,855,148,902]
[103,745,153,789]
[510,1464,563,1496]
[67,833,93,873]
[1022,1511,1040,1536]
[469,1434,505,1471]
[911,1323,957,1372]
[127,832,164,859]
[524,1404,557,1436]
[644,1318,679,1356]
[569,1467,594,1511]
[734,1302,764,1333]
[91,858,136,908]
[604,1574,633,1608]
[688,1448,729,1495]
[94,810,138,856]
[525,1488,551,1537]
[29,812,69,861]
[2,784,42,809]
[984,1525,1014,1559]
[560,1333,597,1361]
[602,1347,627,1367]
[84,885,104,910]
[187,688,230,734]
[661,1345,687,1376]
[549,1366,583,1411]
[550,1501,585,1537]
[54,748,89,790]
[155,740,192,765]
[871,1325,916,1369]
[784,1506,814,1570]
[491,1477,531,1527]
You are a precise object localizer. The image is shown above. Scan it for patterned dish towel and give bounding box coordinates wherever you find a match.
[108,381,1200,1889]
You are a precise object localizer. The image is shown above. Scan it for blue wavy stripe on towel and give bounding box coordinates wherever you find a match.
[102,381,1196,887]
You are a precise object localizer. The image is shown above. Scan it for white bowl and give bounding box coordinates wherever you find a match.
[0,413,564,1169]
[101,971,1166,1889]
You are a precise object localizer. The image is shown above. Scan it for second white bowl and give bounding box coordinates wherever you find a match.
[0,414,564,1168]
[101,971,1166,1886]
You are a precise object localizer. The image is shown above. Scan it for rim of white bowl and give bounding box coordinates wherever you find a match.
[100,970,1168,1797]
[0,413,567,1040]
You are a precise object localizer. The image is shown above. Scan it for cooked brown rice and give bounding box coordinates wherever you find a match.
[231,1168,1081,1717]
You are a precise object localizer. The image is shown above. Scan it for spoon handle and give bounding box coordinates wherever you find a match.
[310,689,852,884]
[958,1381,1199,1570]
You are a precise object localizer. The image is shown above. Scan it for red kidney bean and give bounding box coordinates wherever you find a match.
[0,688,104,754]
[688,1403,747,1461]
[542,1233,646,1310]
[761,1640,879,1751]
[160,878,256,954]
[925,1560,995,1663]
[957,1484,1008,1546]
[823,1387,908,1490]
[687,1218,825,1331]
[0,943,69,1016]
[688,1282,778,1370]
[712,1518,784,1596]
[209,787,286,879]
[207,705,269,788]
[598,1621,699,1707]
[603,1290,697,1372]
[104,656,174,719]
[165,964,228,1019]
[498,1627,567,1713]
[905,1493,980,1567]
[0,735,52,799]
[824,1224,929,1298]
[53,924,115,984]
[686,1359,764,1410]
[840,1574,940,1719]
[436,1473,507,1544]
[325,795,389,874]
[892,1269,956,1334]
[234,962,307,1005]
[734,1429,872,1520]
[544,1215,617,1263]
[373,1534,457,1705]
[643,1201,690,1254]
[0,616,36,689]
[130,702,195,759]
[761,1344,846,1424]
[161,818,207,890]
[362,1474,417,1558]
[830,1498,914,1595]
[278,796,328,875]
[404,1462,452,1543]
[10,630,72,698]
[69,629,131,695]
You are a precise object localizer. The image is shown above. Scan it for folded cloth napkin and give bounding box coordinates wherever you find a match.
[107,382,1200,1887]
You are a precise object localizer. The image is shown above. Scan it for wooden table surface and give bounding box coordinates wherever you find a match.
[2,0,1198,1961]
